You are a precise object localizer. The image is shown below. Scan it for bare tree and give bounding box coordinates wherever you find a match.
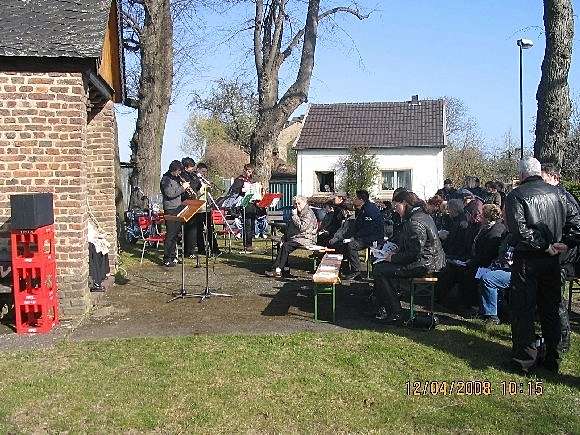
[190,78,258,153]
[249,0,370,184]
[534,0,574,164]
[122,0,174,206]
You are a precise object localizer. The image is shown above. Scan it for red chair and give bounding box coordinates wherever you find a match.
[212,209,236,253]
[138,215,166,264]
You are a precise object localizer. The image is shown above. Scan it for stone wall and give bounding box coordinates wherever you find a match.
[0,72,91,318]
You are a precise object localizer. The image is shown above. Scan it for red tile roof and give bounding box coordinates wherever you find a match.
[294,99,446,150]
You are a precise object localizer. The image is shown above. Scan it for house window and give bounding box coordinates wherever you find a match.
[381,170,412,191]
[315,171,335,192]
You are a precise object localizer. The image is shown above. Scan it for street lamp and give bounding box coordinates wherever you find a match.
[517,38,534,159]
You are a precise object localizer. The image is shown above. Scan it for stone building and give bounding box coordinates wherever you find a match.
[0,0,125,317]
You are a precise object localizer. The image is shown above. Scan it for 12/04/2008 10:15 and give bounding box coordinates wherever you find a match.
[405,380,544,396]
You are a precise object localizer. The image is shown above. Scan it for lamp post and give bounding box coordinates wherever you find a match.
[517,38,534,159]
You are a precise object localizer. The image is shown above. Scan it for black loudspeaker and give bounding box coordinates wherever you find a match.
[10,193,54,230]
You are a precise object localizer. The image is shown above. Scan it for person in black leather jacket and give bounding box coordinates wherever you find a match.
[506,157,580,373]
[541,162,579,354]
[373,190,445,323]
[329,190,383,280]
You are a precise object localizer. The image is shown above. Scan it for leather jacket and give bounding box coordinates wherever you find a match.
[391,206,446,277]
[505,175,580,254]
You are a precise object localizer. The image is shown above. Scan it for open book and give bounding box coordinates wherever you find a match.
[370,241,398,265]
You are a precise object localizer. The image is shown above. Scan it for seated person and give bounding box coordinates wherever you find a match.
[435,198,480,310]
[478,237,513,324]
[330,190,383,280]
[425,195,451,231]
[378,200,395,239]
[267,196,318,278]
[373,190,445,323]
[318,193,348,246]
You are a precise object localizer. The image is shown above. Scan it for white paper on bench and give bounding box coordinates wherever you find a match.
[326,254,342,260]
[318,265,336,272]
[315,272,337,279]
[306,245,326,251]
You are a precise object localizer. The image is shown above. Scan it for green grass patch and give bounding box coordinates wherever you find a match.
[0,327,578,433]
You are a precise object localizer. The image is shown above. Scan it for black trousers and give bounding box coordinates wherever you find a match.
[332,238,367,273]
[163,207,180,263]
[510,254,562,364]
[373,262,403,316]
[242,205,256,247]
[183,218,197,256]
[435,264,477,307]
[274,240,301,270]
[196,212,219,253]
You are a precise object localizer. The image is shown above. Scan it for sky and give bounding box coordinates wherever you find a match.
[115,0,580,171]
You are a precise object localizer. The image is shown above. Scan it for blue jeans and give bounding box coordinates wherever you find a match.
[255,216,268,237]
[479,269,511,316]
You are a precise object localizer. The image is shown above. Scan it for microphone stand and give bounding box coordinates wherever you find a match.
[191,178,233,302]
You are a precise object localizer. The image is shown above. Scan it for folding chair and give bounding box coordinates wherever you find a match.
[212,209,235,253]
[138,215,166,264]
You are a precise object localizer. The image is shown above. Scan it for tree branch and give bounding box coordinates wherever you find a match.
[280,5,370,61]
[254,0,264,76]
[122,10,143,35]
[266,0,287,71]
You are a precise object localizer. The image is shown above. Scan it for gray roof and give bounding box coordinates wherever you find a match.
[0,0,111,58]
[295,99,446,150]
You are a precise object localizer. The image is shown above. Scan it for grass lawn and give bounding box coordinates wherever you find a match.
[0,326,578,433]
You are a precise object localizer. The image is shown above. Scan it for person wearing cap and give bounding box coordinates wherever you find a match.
[436,178,456,201]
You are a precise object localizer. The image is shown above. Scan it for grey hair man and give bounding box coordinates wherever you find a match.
[504,157,580,373]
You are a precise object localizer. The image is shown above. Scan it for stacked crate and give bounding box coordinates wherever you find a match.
[11,225,59,333]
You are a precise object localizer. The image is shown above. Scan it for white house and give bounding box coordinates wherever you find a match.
[295,96,446,200]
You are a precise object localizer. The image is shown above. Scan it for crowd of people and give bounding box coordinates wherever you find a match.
[158,155,579,374]
[264,157,580,374]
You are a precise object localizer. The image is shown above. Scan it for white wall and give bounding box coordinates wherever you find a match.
[296,147,444,199]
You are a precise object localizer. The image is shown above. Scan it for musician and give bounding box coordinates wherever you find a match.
[180,157,201,257]
[160,160,189,267]
[227,163,257,251]
[195,163,220,256]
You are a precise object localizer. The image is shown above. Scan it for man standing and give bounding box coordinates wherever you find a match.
[541,162,579,354]
[227,163,257,251]
[160,160,189,267]
[180,157,200,258]
[505,157,580,373]
[330,190,383,280]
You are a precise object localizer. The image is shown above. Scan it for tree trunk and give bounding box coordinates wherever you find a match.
[251,0,320,186]
[534,0,574,164]
[129,0,173,207]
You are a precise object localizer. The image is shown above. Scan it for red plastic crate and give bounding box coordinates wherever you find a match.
[11,262,57,306]
[10,225,55,266]
[15,300,59,334]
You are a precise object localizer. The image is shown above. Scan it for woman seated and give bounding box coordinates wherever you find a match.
[425,195,451,231]
[267,196,318,278]
[373,191,445,323]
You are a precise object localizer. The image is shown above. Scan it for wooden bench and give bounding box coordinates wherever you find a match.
[266,210,286,236]
[406,275,438,328]
[312,253,343,322]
